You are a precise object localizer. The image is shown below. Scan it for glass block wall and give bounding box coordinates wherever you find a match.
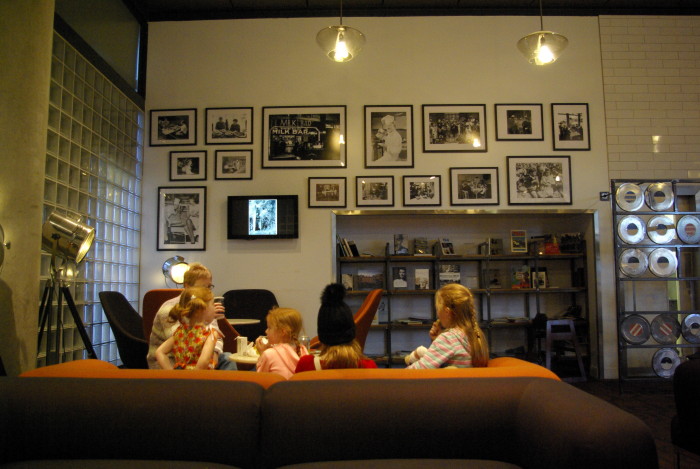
[41,31,143,367]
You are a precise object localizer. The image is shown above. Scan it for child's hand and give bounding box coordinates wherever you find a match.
[255,336,270,353]
[429,320,444,341]
[404,345,428,365]
[214,302,225,320]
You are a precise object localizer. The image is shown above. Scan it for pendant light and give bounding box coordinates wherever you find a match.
[316,0,365,63]
[517,0,568,66]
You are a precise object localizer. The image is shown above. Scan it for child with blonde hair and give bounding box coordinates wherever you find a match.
[406,283,489,369]
[155,286,222,370]
[255,307,308,379]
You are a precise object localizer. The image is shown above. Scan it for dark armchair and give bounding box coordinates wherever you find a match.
[99,291,148,369]
[222,289,278,341]
[672,356,700,468]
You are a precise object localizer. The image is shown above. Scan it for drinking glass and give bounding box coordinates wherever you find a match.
[299,335,310,352]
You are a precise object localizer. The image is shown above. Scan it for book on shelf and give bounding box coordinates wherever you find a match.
[396,317,431,325]
[414,268,430,290]
[531,267,548,288]
[478,237,503,256]
[392,267,408,289]
[347,240,360,257]
[440,237,456,255]
[341,273,355,291]
[483,268,502,289]
[511,265,531,289]
[439,264,461,286]
[510,230,528,253]
[337,235,349,257]
[357,269,384,290]
[413,237,430,256]
[394,233,409,255]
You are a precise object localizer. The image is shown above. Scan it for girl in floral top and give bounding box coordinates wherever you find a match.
[155,286,222,370]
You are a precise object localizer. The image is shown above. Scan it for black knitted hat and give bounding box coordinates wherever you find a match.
[317,283,355,346]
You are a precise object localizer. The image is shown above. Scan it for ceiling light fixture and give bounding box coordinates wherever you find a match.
[316,0,366,63]
[517,0,568,66]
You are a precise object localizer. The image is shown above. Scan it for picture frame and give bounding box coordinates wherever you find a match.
[364,105,414,168]
[422,104,487,152]
[205,107,253,145]
[495,104,543,141]
[551,103,590,150]
[308,177,347,208]
[169,151,207,181]
[449,167,499,205]
[356,175,394,207]
[150,108,196,146]
[215,150,253,180]
[262,105,346,168]
[507,156,572,205]
[403,175,441,206]
[157,186,206,251]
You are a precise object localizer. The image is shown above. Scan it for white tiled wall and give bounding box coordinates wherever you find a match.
[600,15,700,179]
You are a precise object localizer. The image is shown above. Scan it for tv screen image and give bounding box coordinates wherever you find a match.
[228,195,298,239]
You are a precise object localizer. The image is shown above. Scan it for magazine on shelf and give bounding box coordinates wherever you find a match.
[394,233,409,255]
[440,237,455,255]
[511,265,531,289]
[357,269,384,290]
[392,267,409,289]
[415,268,430,289]
[531,267,548,288]
[510,230,528,253]
[413,237,430,256]
[483,268,502,288]
[439,264,461,286]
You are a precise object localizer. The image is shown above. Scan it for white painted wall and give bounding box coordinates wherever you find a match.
[142,16,616,375]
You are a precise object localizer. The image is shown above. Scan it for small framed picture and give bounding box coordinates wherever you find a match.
[150,108,196,146]
[495,104,543,141]
[449,167,499,205]
[364,105,414,168]
[308,177,347,208]
[205,107,253,145]
[422,104,487,152]
[157,186,206,251]
[511,230,528,253]
[403,175,441,206]
[356,176,394,207]
[169,151,206,181]
[215,150,252,180]
[507,156,572,205]
[551,103,590,151]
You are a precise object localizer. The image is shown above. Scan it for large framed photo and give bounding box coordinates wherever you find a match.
[403,175,441,206]
[507,156,572,205]
[308,177,346,208]
[170,151,206,181]
[551,103,590,150]
[422,104,487,152]
[262,106,346,168]
[365,105,413,168]
[449,167,499,205]
[356,175,394,207]
[205,107,253,145]
[157,186,206,250]
[215,150,252,180]
[495,104,543,141]
[150,108,196,146]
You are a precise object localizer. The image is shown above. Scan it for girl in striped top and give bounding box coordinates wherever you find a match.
[406,284,489,369]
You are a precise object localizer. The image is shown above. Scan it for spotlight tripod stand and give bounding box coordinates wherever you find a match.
[37,252,97,365]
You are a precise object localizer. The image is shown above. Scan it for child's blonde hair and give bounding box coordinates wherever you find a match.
[169,286,213,324]
[267,307,303,345]
[435,283,489,367]
[319,340,366,369]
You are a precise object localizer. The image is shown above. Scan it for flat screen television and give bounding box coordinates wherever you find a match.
[227,195,299,240]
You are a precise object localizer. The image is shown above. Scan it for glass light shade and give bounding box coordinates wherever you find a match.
[517,31,568,65]
[41,212,95,263]
[316,25,366,62]
[162,255,188,284]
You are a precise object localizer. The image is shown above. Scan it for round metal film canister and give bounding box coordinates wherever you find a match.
[621,315,651,345]
[617,215,646,244]
[647,215,676,244]
[648,248,677,277]
[615,183,644,211]
[677,215,700,244]
[619,248,648,277]
[652,348,681,378]
[682,314,700,344]
[651,314,681,345]
[645,182,675,211]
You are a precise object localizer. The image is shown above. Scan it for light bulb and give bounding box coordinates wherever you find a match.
[472,138,481,148]
[334,32,349,61]
[537,44,554,64]
[339,134,345,144]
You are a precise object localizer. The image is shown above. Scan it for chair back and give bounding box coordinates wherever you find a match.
[217,318,240,353]
[223,289,279,341]
[99,291,148,369]
[142,289,182,340]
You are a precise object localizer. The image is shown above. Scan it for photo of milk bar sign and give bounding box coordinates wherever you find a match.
[262,106,346,168]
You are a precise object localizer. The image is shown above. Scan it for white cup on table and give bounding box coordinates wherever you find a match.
[236,336,248,354]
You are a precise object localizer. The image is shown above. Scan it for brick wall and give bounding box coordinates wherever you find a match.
[600,15,700,179]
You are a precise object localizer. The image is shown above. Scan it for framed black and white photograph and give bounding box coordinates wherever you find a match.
[169,151,206,181]
[449,167,499,205]
[308,177,346,208]
[495,104,543,141]
[215,150,252,180]
[205,107,253,145]
[356,175,394,207]
[551,103,590,150]
[507,156,572,205]
[262,106,346,168]
[150,108,196,146]
[157,186,206,251]
[403,175,441,206]
[422,104,487,152]
[365,105,413,168]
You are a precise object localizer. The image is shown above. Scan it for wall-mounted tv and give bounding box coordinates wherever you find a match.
[227,195,299,240]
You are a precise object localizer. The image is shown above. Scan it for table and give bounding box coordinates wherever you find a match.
[227,318,261,326]
[228,352,259,371]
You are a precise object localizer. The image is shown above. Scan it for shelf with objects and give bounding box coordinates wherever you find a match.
[333,210,596,371]
[613,179,700,382]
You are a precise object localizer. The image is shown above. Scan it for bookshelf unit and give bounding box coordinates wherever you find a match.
[333,210,597,368]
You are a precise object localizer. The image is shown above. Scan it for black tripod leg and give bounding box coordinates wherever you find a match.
[61,286,97,359]
[37,282,52,347]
